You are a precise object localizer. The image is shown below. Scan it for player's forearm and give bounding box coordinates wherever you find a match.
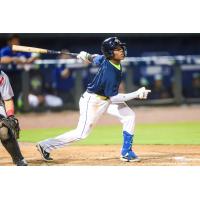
[81,53,97,63]
[110,91,139,103]
[110,87,151,103]
[0,57,13,64]
[87,54,98,62]
[4,99,15,117]
[1,56,25,64]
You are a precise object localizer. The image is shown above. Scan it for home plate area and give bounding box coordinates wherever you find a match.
[0,144,200,166]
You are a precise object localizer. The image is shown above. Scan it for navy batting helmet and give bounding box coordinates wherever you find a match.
[101,37,127,59]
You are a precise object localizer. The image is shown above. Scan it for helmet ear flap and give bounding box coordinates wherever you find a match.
[108,49,114,58]
[101,44,113,59]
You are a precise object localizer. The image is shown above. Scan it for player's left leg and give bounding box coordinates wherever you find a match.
[0,126,28,166]
[107,102,140,162]
[36,92,110,161]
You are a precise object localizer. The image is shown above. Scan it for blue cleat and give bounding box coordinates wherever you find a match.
[120,150,141,162]
[120,131,141,162]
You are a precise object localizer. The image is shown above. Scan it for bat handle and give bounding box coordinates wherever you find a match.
[47,50,78,57]
[68,53,79,56]
[61,51,78,57]
[47,50,61,54]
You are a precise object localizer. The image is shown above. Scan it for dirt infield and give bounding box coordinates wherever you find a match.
[1,144,200,166]
[0,105,200,166]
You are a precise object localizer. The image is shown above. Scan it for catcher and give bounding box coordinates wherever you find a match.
[0,66,27,166]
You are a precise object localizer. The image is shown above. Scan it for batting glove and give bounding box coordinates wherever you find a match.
[77,51,91,63]
[137,87,151,99]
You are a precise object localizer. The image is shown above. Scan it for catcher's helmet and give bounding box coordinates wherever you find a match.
[101,37,127,59]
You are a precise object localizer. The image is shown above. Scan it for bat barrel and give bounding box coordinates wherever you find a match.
[12,45,78,57]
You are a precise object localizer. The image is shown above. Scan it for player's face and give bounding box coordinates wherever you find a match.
[113,47,125,61]
[10,38,20,45]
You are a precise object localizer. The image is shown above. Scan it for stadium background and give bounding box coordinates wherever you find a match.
[0,33,200,166]
[2,33,200,56]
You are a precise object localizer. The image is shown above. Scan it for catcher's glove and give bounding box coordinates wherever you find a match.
[0,115,20,139]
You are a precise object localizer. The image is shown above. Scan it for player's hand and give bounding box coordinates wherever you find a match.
[136,87,151,99]
[77,51,91,63]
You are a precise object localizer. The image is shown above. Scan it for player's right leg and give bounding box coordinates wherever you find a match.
[37,91,110,161]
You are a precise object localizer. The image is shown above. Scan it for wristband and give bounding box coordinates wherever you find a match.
[6,109,14,117]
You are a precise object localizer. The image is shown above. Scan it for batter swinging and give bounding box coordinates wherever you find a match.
[36,37,151,162]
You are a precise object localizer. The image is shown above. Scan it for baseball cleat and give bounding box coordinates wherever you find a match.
[36,143,53,161]
[120,156,141,162]
[120,151,141,162]
[16,159,28,166]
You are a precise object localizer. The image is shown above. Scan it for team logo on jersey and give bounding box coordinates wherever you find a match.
[0,76,4,86]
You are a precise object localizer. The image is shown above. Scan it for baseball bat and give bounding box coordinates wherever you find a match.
[12,45,78,56]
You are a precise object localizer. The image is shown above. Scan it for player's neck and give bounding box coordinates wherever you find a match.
[109,59,120,65]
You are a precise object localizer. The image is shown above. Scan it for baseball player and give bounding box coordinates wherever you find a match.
[36,37,151,162]
[0,62,28,166]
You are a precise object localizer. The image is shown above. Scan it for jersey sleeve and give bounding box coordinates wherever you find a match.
[0,46,12,57]
[0,72,14,100]
[92,55,105,66]
[21,52,32,58]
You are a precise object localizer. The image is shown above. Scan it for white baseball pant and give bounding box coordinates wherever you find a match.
[39,91,135,153]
